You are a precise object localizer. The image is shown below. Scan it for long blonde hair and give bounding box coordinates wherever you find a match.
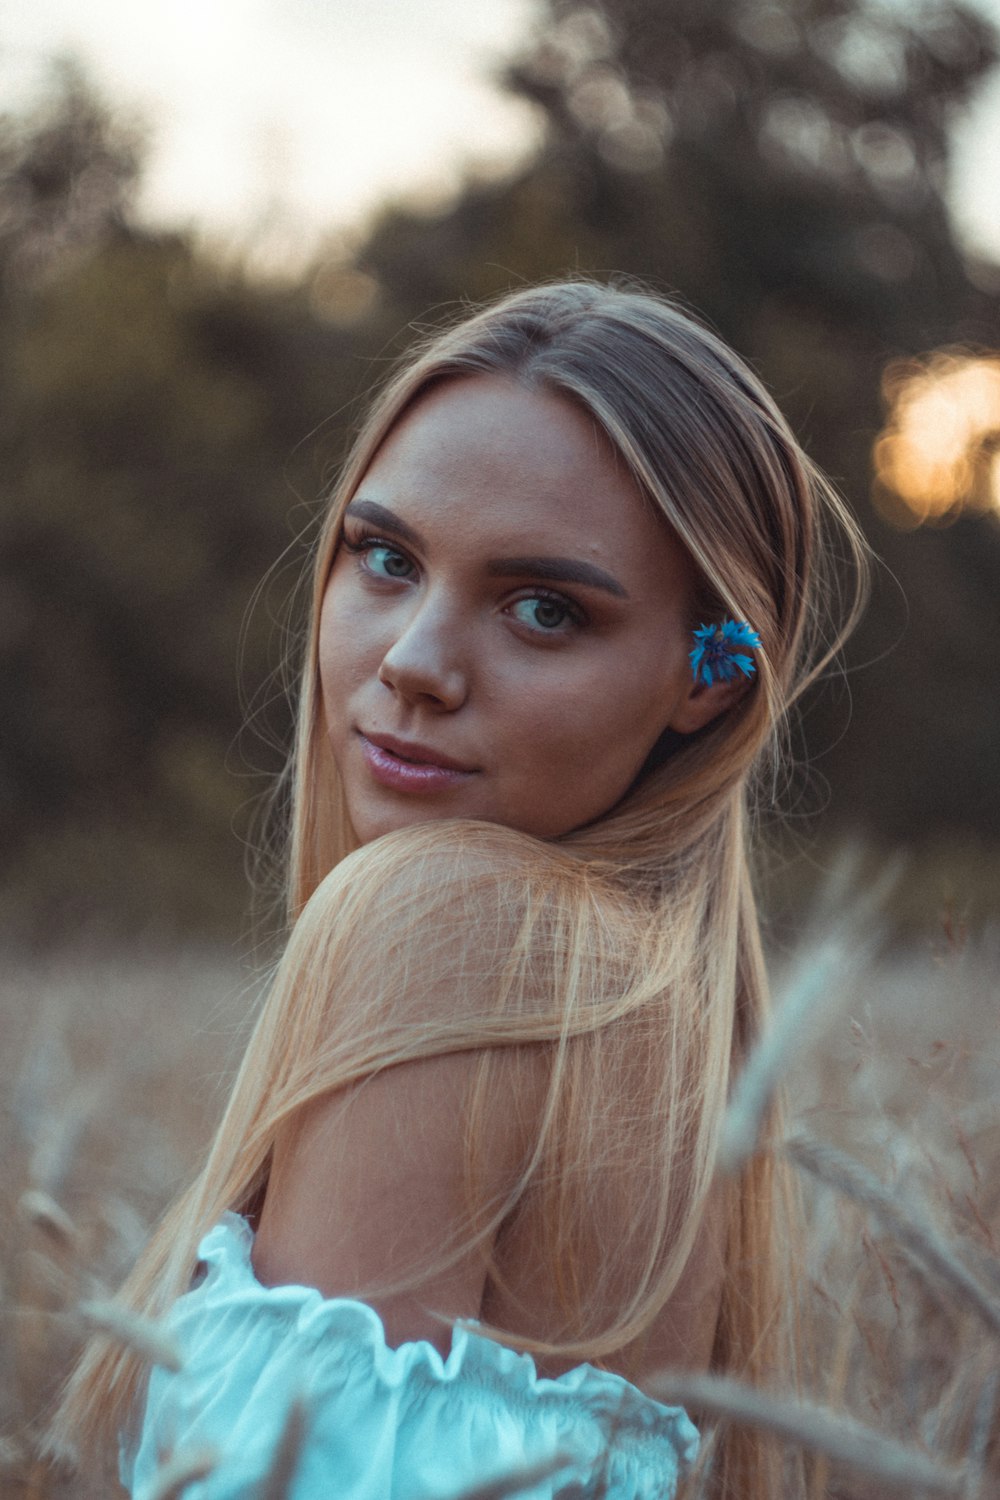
[58,280,868,1497]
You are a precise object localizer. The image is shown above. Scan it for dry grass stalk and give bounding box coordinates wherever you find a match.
[719,853,906,1175]
[26,1079,105,1199]
[147,1445,220,1500]
[256,1397,308,1500]
[718,938,850,1173]
[17,1190,80,1253]
[76,1299,183,1373]
[808,1263,865,1498]
[786,1135,1000,1339]
[0,1435,28,1470]
[645,1371,965,1496]
[918,1344,991,1458]
[962,1369,999,1500]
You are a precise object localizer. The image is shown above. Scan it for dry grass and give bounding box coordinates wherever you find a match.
[0,947,259,1498]
[713,920,1000,1497]
[0,920,997,1498]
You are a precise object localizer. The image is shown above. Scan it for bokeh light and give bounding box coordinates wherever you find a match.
[874,352,1000,526]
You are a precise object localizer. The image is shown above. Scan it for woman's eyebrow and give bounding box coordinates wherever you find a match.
[344,497,628,599]
[344,498,423,548]
[486,557,629,598]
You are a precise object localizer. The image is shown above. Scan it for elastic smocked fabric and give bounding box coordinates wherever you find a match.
[124,1213,699,1499]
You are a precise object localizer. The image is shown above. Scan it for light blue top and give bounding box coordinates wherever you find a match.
[124,1213,698,1499]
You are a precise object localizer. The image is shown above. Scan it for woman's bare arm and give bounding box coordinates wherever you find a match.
[252,1047,543,1353]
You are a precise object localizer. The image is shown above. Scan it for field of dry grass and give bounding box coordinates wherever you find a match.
[1,947,261,1497]
[1,915,997,1498]
[687,918,1000,1497]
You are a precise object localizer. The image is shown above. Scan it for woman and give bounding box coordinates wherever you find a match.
[58,280,867,1498]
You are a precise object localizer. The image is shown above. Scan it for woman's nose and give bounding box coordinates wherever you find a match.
[377,599,468,710]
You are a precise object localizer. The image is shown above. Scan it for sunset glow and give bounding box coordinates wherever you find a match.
[874,353,1000,525]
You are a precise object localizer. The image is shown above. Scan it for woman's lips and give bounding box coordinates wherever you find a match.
[358,732,477,794]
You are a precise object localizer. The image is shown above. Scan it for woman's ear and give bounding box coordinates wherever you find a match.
[667,672,751,736]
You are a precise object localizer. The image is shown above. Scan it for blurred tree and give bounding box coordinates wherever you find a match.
[0,57,141,291]
[0,68,370,939]
[355,0,1000,850]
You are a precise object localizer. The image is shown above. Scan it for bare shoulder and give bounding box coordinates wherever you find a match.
[293,819,602,1032]
[320,817,566,924]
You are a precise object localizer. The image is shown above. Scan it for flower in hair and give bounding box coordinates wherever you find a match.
[689,620,761,686]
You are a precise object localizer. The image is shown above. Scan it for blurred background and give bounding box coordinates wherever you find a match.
[2,0,1000,949]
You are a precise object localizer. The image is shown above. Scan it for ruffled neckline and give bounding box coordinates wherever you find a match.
[192,1211,698,1448]
[126,1214,699,1498]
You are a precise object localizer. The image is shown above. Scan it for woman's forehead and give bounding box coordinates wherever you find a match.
[353,374,691,587]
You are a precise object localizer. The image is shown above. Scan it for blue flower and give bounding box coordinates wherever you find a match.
[689,620,762,686]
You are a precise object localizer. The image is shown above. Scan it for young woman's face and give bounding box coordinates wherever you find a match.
[319,375,711,846]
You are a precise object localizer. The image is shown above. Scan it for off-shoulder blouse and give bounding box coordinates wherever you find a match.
[123,1213,698,1499]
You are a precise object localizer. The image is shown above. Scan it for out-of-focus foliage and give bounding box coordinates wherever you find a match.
[0,70,374,938]
[0,59,141,288]
[2,0,1000,943]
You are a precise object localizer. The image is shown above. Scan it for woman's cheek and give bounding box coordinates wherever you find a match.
[321,587,378,690]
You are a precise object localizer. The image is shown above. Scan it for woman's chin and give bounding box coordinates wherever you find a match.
[347,794,474,846]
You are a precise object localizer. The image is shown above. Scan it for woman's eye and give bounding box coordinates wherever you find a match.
[509,595,581,633]
[344,534,416,581]
[366,545,414,580]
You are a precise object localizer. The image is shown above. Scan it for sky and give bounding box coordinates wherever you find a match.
[3,0,1000,271]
